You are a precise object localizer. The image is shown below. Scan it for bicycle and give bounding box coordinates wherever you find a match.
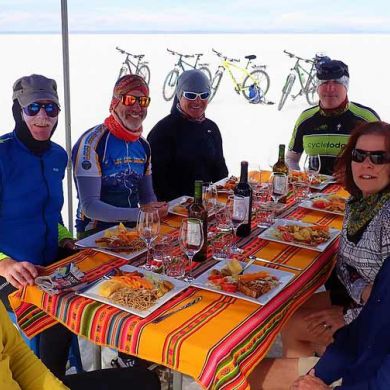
[209,49,271,104]
[277,50,325,111]
[162,49,212,101]
[116,46,151,85]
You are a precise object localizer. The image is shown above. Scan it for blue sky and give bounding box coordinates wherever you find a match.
[1,0,390,33]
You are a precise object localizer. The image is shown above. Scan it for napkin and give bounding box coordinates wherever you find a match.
[35,262,86,295]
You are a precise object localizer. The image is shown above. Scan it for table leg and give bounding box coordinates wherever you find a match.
[172,371,183,390]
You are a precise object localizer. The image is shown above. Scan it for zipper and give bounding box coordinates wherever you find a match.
[40,158,50,264]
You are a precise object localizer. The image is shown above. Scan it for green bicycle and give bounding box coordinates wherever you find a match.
[277,50,325,111]
[209,49,271,103]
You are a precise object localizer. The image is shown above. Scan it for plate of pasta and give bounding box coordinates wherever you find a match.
[75,223,146,260]
[258,219,340,252]
[78,265,188,317]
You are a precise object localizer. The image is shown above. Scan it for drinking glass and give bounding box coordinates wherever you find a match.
[215,205,233,232]
[226,195,247,254]
[203,182,218,213]
[211,233,233,261]
[152,235,172,270]
[178,218,204,282]
[248,163,262,189]
[269,172,289,204]
[292,180,310,202]
[163,256,186,279]
[303,154,321,184]
[137,207,160,271]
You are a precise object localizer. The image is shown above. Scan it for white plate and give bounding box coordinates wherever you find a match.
[309,174,336,190]
[258,219,340,252]
[78,265,188,318]
[168,195,224,217]
[214,176,237,193]
[75,225,147,261]
[300,194,347,216]
[193,261,294,305]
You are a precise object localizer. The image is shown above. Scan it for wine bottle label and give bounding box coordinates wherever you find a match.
[187,220,202,246]
[233,196,250,224]
[273,176,287,195]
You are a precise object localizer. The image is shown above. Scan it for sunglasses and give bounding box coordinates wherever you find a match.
[23,102,60,118]
[120,95,151,108]
[352,148,390,165]
[182,91,210,101]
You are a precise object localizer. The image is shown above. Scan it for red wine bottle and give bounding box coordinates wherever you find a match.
[235,161,253,237]
[188,180,208,262]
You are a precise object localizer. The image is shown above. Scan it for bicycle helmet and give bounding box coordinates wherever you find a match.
[248,84,263,104]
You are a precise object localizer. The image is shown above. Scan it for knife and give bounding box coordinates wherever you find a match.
[248,256,303,271]
[152,296,203,323]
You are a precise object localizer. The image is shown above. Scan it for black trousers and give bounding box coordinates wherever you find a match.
[62,367,160,390]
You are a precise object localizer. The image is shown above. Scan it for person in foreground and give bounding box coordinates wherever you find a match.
[281,121,390,360]
[0,301,160,390]
[0,74,78,376]
[147,69,228,201]
[286,58,379,176]
[72,74,167,237]
[249,255,390,389]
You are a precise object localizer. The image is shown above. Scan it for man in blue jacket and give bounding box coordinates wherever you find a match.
[250,256,390,389]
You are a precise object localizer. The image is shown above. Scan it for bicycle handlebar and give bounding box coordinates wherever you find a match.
[212,48,240,63]
[167,48,203,59]
[283,49,313,64]
[116,47,144,59]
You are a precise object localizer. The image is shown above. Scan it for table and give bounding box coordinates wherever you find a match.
[10,184,347,390]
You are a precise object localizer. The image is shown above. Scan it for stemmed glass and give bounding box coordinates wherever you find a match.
[178,218,204,282]
[226,195,247,254]
[269,173,289,205]
[137,207,160,271]
[303,154,321,185]
[203,182,218,213]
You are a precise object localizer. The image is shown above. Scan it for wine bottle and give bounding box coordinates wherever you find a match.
[235,161,253,237]
[188,180,208,262]
[272,145,289,203]
[272,144,289,174]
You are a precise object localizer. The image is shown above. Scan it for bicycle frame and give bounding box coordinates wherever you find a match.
[123,55,144,73]
[219,60,253,91]
[290,59,315,99]
[174,54,202,72]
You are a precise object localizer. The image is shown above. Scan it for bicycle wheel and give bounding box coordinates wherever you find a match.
[305,74,318,105]
[118,65,130,79]
[198,66,212,82]
[277,73,296,111]
[208,71,223,103]
[242,69,270,101]
[162,69,180,101]
[136,65,151,85]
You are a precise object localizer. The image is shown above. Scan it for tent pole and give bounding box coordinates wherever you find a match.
[60,0,74,234]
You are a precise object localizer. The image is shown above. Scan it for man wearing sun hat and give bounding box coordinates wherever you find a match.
[286,58,380,176]
[72,74,167,237]
[0,74,79,377]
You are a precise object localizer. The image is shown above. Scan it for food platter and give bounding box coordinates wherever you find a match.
[289,171,336,190]
[75,224,146,260]
[214,176,238,193]
[192,261,294,305]
[78,265,188,317]
[258,219,340,252]
[300,194,347,216]
[168,195,224,217]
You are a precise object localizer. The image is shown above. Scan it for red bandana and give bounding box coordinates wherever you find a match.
[104,114,142,142]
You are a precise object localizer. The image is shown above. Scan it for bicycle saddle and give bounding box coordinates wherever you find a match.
[245,55,256,60]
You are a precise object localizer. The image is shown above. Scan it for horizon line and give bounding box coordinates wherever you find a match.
[1,30,390,35]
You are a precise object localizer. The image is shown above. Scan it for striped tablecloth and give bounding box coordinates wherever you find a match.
[10,184,347,390]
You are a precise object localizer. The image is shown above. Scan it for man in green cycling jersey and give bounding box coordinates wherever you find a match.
[286,59,379,176]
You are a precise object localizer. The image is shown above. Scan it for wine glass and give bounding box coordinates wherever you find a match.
[178,218,204,282]
[137,207,160,271]
[269,173,289,205]
[248,162,262,189]
[202,182,218,213]
[303,154,321,185]
[226,195,247,254]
